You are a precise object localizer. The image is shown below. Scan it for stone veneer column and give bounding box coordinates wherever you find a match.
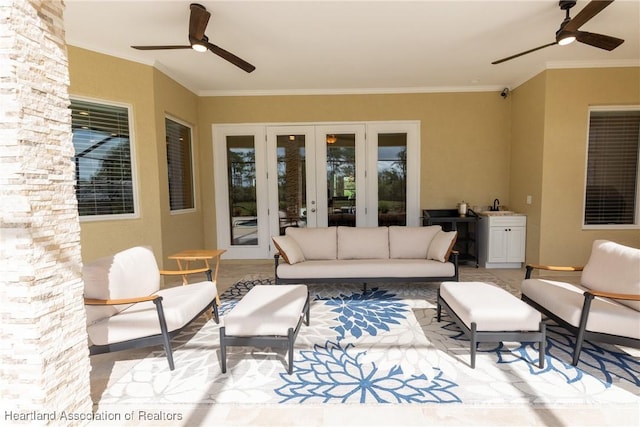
[0,0,92,423]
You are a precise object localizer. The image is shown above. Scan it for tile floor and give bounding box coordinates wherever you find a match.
[89,261,636,427]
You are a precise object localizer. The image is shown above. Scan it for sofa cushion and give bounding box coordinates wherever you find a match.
[581,240,640,311]
[276,258,455,279]
[286,227,337,260]
[337,226,389,260]
[272,235,306,264]
[427,230,457,262]
[83,246,161,325]
[389,225,441,259]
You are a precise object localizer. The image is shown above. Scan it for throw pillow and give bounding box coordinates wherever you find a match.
[427,231,457,262]
[272,235,306,264]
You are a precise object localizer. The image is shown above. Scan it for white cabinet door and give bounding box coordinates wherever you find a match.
[487,226,509,262]
[506,226,526,262]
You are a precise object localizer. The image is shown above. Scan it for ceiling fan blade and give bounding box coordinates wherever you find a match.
[131,45,192,50]
[491,41,557,65]
[576,31,624,51]
[202,40,256,73]
[189,3,210,40]
[563,0,614,32]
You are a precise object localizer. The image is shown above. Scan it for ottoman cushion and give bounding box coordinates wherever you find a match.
[225,284,308,336]
[440,281,541,331]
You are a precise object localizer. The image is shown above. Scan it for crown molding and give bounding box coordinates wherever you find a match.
[197,85,507,97]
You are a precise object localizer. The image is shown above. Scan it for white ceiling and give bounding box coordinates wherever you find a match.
[63,0,640,96]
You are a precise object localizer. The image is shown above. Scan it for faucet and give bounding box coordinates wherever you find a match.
[492,198,500,211]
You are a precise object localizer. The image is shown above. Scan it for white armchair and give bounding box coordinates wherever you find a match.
[83,246,219,370]
[522,240,640,366]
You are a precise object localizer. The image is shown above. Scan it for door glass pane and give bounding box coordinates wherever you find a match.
[327,134,356,227]
[227,136,257,245]
[378,133,407,226]
[277,134,307,235]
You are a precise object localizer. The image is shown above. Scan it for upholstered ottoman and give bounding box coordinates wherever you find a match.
[437,281,545,368]
[219,284,310,374]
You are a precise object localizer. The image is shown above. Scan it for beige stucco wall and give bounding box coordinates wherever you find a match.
[198,92,512,250]
[152,70,205,261]
[510,67,640,266]
[68,46,165,263]
[68,47,639,263]
[510,73,547,265]
[539,67,640,265]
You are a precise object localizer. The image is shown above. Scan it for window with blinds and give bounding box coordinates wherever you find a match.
[584,109,640,226]
[166,118,195,211]
[71,99,136,217]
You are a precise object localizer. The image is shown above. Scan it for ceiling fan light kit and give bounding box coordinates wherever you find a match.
[131,3,255,73]
[191,43,208,52]
[492,0,624,65]
[558,34,576,46]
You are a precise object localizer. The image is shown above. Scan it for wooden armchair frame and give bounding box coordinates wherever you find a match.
[524,264,640,366]
[85,267,219,371]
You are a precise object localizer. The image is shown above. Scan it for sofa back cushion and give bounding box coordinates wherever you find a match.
[286,227,337,260]
[389,225,441,259]
[582,240,640,311]
[272,235,306,264]
[337,226,389,260]
[427,230,458,262]
[83,246,161,325]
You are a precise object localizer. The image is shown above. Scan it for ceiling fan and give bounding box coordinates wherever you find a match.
[131,3,255,73]
[492,0,624,65]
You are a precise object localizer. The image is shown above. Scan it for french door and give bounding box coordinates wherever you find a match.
[214,121,419,258]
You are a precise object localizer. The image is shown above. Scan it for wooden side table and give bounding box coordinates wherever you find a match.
[168,249,226,305]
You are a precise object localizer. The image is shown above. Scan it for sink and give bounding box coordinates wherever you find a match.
[480,211,516,216]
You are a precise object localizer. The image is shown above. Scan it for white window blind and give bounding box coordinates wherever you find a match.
[166,118,194,211]
[584,109,640,226]
[71,99,135,217]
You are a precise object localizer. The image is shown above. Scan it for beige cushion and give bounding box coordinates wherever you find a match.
[272,235,305,264]
[389,225,441,259]
[441,281,541,331]
[83,246,161,325]
[427,230,457,262]
[522,278,640,339]
[581,240,640,311]
[86,281,216,346]
[286,227,337,260]
[276,258,455,279]
[337,226,389,259]
[224,285,308,336]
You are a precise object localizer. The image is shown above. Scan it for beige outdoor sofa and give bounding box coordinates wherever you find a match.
[83,246,219,370]
[522,239,640,366]
[273,225,459,289]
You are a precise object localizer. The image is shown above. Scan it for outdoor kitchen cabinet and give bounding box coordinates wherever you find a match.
[478,215,526,268]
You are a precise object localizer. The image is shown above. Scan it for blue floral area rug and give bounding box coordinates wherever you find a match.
[98,279,639,407]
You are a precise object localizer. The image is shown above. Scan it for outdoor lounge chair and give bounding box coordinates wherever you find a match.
[521,240,640,365]
[83,246,219,370]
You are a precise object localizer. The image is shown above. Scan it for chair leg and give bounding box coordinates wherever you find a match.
[470,322,478,369]
[539,322,546,369]
[572,293,595,366]
[153,298,175,371]
[287,327,294,374]
[220,327,227,373]
[304,292,310,326]
[436,289,442,322]
[212,299,219,324]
